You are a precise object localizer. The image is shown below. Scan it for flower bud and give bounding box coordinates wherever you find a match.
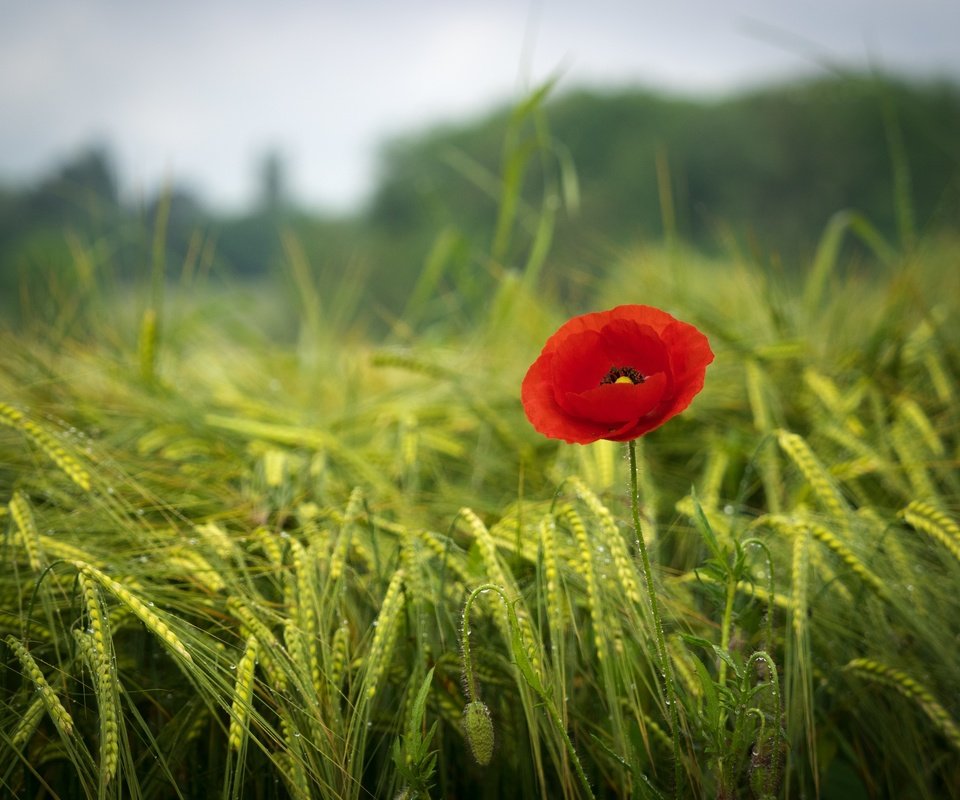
[462,701,494,766]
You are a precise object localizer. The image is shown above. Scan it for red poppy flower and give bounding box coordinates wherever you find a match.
[521,304,714,444]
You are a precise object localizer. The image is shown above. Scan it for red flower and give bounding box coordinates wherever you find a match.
[521,304,714,444]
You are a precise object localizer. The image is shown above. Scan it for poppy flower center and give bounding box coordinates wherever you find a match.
[600,366,645,385]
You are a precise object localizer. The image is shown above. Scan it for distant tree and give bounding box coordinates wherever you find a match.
[29,144,119,225]
[257,150,290,216]
[363,74,960,295]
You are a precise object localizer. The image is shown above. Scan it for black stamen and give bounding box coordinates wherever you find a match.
[600,366,645,385]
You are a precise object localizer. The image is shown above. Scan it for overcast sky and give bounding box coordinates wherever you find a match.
[3,0,959,212]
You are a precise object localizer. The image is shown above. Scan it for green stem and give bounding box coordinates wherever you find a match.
[628,439,682,798]
[746,650,784,798]
[545,693,595,800]
[461,583,497,703]
[718,574,737,687]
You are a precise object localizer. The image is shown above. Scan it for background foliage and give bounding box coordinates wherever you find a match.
[3,73,959,321]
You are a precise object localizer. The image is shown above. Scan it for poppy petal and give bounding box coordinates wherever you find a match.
[537,304,678,358]
[596,319,671,379]
[521,352,612,443]
[601,304,680,335]
[549,330,611,399]
[661,321,715,385]
[561,373,668,425]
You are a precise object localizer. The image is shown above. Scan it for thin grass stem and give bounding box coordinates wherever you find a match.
[628,438,682,798]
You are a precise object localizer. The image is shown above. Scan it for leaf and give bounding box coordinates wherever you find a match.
[693,655,721,731]
[406,667,435,743]
[679,633,716,651]
[689,486,724,564]
[711,645,742,683]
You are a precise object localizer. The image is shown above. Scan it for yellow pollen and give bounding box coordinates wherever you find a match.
[614,376,635,384]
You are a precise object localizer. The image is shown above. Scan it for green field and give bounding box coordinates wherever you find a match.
[2,114,960,797]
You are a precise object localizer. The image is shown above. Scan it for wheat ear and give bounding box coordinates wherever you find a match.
[5,635,75,737]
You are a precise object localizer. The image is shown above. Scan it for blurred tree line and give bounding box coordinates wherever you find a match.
[1,73,958,324]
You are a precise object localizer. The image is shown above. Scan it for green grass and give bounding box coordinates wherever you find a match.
[2,198,960,797]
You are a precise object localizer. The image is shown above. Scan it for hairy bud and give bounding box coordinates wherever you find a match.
[462,701,494,766]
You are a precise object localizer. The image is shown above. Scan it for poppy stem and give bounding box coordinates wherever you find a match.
[628,438,683,798]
